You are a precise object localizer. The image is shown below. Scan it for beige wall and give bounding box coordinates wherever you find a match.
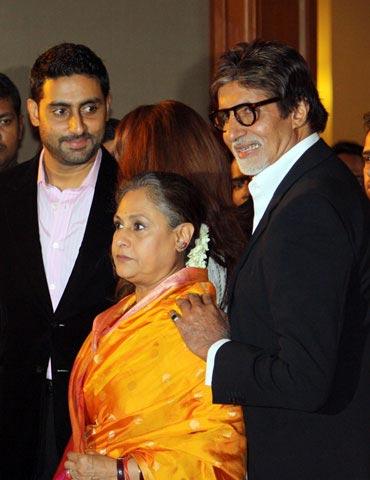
[331,0,370,145]
[0,0,209,162]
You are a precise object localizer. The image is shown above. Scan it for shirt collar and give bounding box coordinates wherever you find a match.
[37,148,102,190]
[248,133,319,232]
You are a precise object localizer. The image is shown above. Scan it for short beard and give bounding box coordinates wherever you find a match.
[232,149,270,177]
[44,133,101,166]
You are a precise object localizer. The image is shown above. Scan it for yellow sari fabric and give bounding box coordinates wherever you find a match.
[69,267,246,479]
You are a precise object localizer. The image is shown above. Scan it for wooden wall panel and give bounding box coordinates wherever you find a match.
[210,0,317,79]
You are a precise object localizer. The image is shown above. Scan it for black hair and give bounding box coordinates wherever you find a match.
[0,73,21,116]
[103,118,120,143]
[30,43,110,103]
[332,141,363,157]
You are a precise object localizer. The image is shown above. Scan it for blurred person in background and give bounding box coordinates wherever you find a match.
[102,117,119,155]
[0,72,23,171]
[230,156,251,207]
[333,140,364,187]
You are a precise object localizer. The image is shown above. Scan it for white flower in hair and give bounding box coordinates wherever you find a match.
[185,223,210,268]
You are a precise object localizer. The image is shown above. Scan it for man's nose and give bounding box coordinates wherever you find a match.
[68,113,85,135]
[223,112,247,144]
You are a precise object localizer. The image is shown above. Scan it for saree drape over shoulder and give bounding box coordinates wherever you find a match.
[67,267,245,479]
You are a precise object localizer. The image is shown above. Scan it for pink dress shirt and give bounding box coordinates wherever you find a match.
[37,149,102,378]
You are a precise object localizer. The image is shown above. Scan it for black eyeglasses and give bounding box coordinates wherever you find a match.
[210,97,280,132]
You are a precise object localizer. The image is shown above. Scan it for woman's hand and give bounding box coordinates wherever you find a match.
[64,452,143,480]
[64,452,116,480]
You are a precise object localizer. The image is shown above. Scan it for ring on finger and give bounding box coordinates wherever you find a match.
[170,311,181,322]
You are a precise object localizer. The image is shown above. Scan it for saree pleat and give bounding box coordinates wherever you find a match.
[68,267,246,479]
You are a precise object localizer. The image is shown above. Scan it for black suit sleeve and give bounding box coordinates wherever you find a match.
[212,191,356,412]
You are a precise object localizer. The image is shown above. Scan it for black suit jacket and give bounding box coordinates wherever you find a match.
[0,148,118,479]
[212,139,370,480]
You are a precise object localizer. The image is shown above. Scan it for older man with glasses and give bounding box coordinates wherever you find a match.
[174,39,370,480]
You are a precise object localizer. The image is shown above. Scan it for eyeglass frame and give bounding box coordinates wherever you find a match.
[209,96,281,132]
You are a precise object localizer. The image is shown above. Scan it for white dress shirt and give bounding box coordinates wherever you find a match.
[205,133,320,385]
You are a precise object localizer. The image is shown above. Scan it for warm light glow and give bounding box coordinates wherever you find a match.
[317,0,333,144]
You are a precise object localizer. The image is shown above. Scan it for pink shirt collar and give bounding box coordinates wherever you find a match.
[37,148,102,190]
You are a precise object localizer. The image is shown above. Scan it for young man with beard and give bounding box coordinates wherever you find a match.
[0,73,23,171]
[0,43,117,480]
[174,40,370,480]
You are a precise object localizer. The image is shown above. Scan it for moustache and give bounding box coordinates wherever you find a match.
[232,138,260,147]
[59,134,93,143]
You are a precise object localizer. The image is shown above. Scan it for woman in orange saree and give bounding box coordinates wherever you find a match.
[55,172,246,480]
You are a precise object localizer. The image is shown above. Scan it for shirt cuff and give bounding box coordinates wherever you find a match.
[205,339,230,385]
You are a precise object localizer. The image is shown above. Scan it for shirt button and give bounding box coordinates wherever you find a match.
[50,283,56,291]
[52,203,58,210]
[52,242,59,249]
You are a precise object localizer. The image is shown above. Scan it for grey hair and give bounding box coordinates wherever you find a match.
[117,173,184,229]
[116,172,206,248]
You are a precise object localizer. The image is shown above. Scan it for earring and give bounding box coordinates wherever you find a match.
[177,241,187,251]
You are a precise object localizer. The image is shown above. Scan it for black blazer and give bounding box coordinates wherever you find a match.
[212,140,370,480]
[0,148,118,479]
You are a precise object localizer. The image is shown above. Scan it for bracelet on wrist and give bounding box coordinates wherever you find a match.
[117,458,125,480]
[117,455,144,480]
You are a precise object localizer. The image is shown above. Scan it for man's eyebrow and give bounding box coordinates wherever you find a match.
[48,97,103,108]
[48,102,70,108]
[80,98,103,106]
[0,112,13,118]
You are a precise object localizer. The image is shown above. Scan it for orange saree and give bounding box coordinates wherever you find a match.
[65,267,245,479]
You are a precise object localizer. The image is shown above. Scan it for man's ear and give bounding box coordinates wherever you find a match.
[105,93,112,121]
[174,223,195,253]
[27,99,40,127]
[18,114,24,141]
[291,100,309,129]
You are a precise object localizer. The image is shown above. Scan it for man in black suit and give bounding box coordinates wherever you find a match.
[174,40,370,479]
[0,43,117,479]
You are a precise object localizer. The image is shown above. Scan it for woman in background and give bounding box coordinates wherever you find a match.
[114,100,247,306]
[55,172,246,480]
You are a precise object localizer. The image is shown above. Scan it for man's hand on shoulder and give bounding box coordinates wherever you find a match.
[170,293,230,360]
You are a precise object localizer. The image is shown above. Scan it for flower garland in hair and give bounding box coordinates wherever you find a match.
[185,223,210,268]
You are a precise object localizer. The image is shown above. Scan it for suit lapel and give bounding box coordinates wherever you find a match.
[55,149,117,315]
[228,139,334,296]
[6,156,53,315]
